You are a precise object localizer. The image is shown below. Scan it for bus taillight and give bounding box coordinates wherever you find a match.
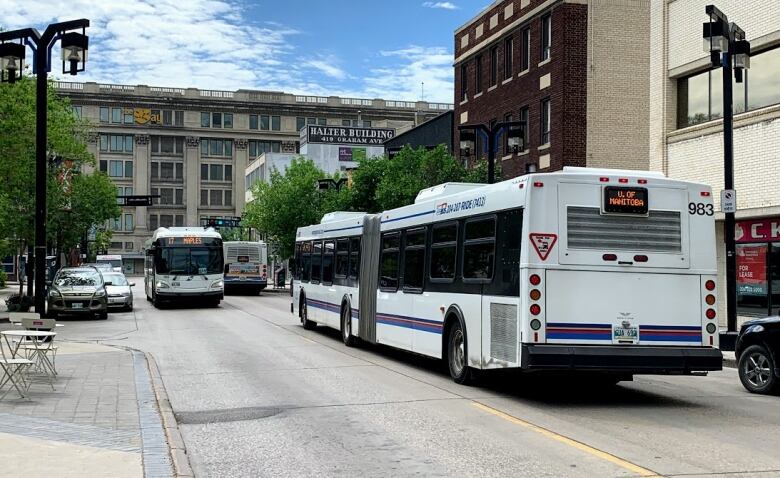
[529,274,541,286]
[602,254,617,261]
[705,280,715,291]
[530,304,541,316]
[706,309,716,320]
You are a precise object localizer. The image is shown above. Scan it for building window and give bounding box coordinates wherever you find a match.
[224,190,232,206]
[342,119,351,127]
[541,14,551,61]
[201,112,210,127]
[212,112,222,128]
[461,63,468,101]
[248,140,281,156]
[223,113,233,129]
[504,36,513,79]
[111,108,122,123]
[475,55,483,93]
[503,113,513,155]
[521,27,530,72]
[317,117,327,126]
[250,114,259,130]
[124,161,133,177]
[200,139,233,157]
[99,160,107,173]
[175,215,184,227]
[124,214,134,231]
[160,215,174,228]
[149,214,158,230]
[210,190,223,206]
[296,117,305,131]
[72,106,82,119]
[159,109,183,127]
[123,108,134,124]
[363,120,371,127]
[160,188,174,205]
[109,242,123,250]
[100,134,109,151]
[677,47,779,128]
[490,45,498,86]
[209,164,224,181]
[109,160,123,177]
[100,107,109,123]
[541,98,551,145]
[151,136,184,155]
[519,106,529,150]
[260,115,270,130]
[271,116,281,131]
[200,190,208,206]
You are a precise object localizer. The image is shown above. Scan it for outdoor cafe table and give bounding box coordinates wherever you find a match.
[0,330,57,377]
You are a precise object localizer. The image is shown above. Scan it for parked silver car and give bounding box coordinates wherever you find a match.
[48,267,109,319]
[102,272,135,311]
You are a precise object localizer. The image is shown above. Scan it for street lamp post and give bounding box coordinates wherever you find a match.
[702,5,750,339]
[0,20,90,316]
[458,121,526,184]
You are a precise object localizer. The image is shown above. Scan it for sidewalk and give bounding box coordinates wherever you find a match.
[0,339,179,477]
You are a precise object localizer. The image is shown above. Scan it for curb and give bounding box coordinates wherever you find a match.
[724,357,737,369]
[146,353,195,478]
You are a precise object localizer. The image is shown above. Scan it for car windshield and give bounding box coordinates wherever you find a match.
[156,247,222,275]
[55,270,101,287]
[104,274,128,286]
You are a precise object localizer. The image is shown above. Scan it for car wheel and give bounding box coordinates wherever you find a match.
[447,319,476,385]
[98,310,108,320]
[341,303,356,347]
[738,344,778,394]
[301,297,316,330]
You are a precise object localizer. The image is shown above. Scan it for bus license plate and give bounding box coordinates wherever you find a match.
[239,276,246,281]
[613,326,638,343]
[172,282,180,287]
[71,302,83,309]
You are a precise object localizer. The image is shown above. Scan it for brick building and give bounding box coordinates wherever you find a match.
[649,0,780,321]
[453,0,651,178]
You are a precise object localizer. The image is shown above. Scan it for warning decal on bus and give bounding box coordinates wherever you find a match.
[530,233,557,261]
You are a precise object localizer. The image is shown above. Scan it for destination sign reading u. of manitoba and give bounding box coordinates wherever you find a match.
[302,125,395,145]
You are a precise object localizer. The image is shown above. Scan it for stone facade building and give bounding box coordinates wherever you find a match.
[453,0,651,178]
[57,81,450,273]
[649,0,780,322]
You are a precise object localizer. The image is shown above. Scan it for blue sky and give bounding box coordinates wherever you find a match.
[1,0,488,103]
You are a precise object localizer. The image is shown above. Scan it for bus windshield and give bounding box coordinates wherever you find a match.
[156,247,222,275]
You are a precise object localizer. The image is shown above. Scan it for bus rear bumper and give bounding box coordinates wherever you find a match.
[521,344,723,374]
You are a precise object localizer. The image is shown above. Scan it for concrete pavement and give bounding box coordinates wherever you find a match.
[40,284,778,478]
[0,335,175,477]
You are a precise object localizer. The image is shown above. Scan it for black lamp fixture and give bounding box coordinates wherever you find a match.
[0,42,25,83]
[61,31,89,75]
[459,130,475,156]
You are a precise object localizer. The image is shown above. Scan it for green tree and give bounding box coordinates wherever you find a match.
[243,158,342,260]
[0,76,97,271]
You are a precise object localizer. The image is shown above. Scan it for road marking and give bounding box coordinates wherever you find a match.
[472,402,659,477]
[301,336,317,344]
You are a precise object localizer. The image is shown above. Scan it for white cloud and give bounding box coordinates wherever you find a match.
[0,0,454,104]
[422,2,459,10]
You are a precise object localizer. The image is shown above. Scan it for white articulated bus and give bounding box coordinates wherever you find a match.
[292,167,722,384]
[223,241,268,294]
[144,227,224,308]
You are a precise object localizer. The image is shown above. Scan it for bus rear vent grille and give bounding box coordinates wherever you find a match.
[490,303,518,363]
[226,246,261,261]
[567,207,682,253]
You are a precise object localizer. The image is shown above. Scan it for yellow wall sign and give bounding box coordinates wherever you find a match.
[133,108,161,125]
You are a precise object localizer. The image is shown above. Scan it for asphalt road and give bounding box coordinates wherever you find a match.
[53,283,780,478]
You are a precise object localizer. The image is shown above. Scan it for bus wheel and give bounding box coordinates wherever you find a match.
[447,319,476,385]
[341,304,356,347]
[301,297,316,330]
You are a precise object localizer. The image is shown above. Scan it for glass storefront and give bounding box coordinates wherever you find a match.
[736,218,780,317]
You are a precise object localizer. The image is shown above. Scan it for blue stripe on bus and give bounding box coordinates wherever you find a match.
[323,225,363,233]
[639,325,701,331]
[547,332,612,341]
[381,210,435,224]
[376,312,443,334]
[640,335,702,342]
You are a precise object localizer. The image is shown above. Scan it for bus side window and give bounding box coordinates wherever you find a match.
[379,232,400,291]
[311,241,322,284]
[335,239,349,278]
[322,241,335,285]
[349,237,360,280]
[294,243,302,280]
[463,216,496,282]
[495,208,522,294]
[402,227,426,292]
[301,241,312,282]
[430,222,458,281]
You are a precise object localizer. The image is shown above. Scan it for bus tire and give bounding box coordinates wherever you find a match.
[341,301,356,347]
[446,317,477,385]
[301,295,316,330]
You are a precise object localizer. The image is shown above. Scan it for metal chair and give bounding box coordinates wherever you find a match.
[19,317,58,379]
[0,331,34,399]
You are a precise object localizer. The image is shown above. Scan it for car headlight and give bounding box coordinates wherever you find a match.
[94,289,106,298]
[748,324,765,334]
[48,289,61,298]
[156,281,169,289]
[211,279,224,289]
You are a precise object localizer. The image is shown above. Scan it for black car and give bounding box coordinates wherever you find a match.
[735,317,780,394]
